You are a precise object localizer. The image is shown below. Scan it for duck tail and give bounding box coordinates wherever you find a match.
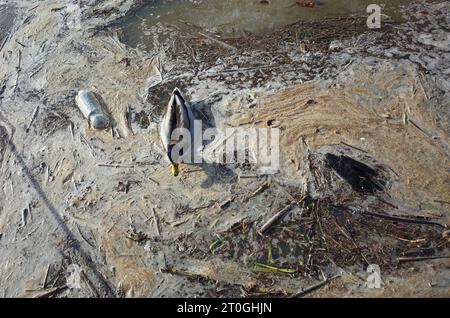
[172,87,186,104]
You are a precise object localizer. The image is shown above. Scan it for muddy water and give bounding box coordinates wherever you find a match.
[121,0,412,49]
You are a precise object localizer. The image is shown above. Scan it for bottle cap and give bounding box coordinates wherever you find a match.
[90,114,110,129]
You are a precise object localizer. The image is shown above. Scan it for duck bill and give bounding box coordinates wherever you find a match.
[171,163,179,177]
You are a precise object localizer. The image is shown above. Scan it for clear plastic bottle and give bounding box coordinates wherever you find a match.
[75,90,110,129]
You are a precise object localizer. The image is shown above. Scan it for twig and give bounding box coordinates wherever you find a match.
[434,200,450,205]
[417,73,429,100]
[17,50,22,70]
[409,119,431,139]
[364,211,445,228]
[152,207,161,237]
[259,199,302,235]
[31,285,67,298]
[76,225,95,248]
[386,234,426,244]
[178,19,204,30]
[148,176,160,186]
[169,217,190,228]
[26,106,39,132]
[20,222,42,241]
[390,212,441,220]
[80,271,99,297]
[42,264,51,289]
[184,168,203,174]
[51,6,66,12]
[218,197,235,209]
[397,255,450,263]
[252,263,296,274]
[16,40,28,48]
[244,180,269,202]
[97,163,134,169]
[79,134,95,158]
[198,32,237,51]
[340,141,368,153]
[20,208,28,228]
[69,121,74,140]
[342,59,354,71]
[0,35,9,53]
[28,4,40,11]
[290,275,341,298]
[109,35,126,53]
[238,174,259,181]
[135,14,146,21]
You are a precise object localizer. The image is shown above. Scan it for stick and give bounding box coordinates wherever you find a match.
[28,202,33,223]
[17,50,22,70]
[340,141,368,153]
[69,121,74,140]
[28,4,40,11]
[42,264,51,289]
[79,135,95,158]
[97,163,134,169]
[434,200,450,205]
[109,35,126,53]
[244,180,269,202]
[20,208,28,228]
[32,286,67,298]
[184,168,203,174]
[259,199,301,235]
[409,119,431,138]
[0,35,9,53]
[219,197,234,209]
[135,14,146,21]
[397,255,450,263]
[364,211,445,228]
[80,271,99,297]
[238,174,259,181]
[290,275,341,298]
[152,207,160,237]
[198,32,237,51]
[26,106,39,132]
[178,19,203,30]
[16,40,28,48]
[417,73,429,100]
[148,177,160,186]
[76,225,95,248]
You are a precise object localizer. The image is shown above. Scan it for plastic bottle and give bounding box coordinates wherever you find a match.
[75,90,110,129]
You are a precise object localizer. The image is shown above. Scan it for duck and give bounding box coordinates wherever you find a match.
[160,88,195,176]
